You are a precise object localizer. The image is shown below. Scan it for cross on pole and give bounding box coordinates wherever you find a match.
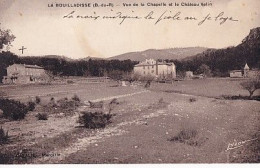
[19,46,27,54]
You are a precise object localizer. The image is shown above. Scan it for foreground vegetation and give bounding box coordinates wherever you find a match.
[0,77,259,164]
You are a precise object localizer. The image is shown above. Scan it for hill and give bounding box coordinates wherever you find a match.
[176,27,260,76]
[21,55,103,62]
[108,47,209,61]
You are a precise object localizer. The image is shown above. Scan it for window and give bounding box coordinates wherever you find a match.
[152,65,154,69]
[148,66,150,69]
[144,71,145,74]
[143,66,145,69]
[151,70,154,73]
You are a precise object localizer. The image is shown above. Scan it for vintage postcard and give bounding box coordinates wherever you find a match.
[0,0,259,165]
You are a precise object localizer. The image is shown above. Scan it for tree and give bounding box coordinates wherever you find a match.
[196,64,212,77]
[123,72,141,83]
[0,26,15,51]
[108,70,124,81]
[240,78,260,98]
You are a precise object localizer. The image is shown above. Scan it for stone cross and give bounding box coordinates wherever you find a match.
[19,46,27,54]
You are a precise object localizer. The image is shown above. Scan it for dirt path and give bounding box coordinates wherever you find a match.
[33,108,167,163]
[60,97,260,163]
[30,90,260,163]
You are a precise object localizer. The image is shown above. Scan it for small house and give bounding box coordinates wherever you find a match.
[229,70,243,78]
[2,64,48,84]
[185,71,194,79]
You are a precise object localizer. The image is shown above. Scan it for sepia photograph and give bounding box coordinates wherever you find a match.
[0,0,259,165]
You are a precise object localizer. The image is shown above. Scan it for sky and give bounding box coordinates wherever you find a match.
[0,0,259,59]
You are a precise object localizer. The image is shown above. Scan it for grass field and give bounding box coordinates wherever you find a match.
[0,78,259,164]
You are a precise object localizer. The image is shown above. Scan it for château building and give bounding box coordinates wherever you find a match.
[134,59,176,79]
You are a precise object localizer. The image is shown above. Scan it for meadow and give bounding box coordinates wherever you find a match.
[0,78,259,163]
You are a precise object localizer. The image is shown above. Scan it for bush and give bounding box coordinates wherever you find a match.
[158,98,164,104]
[67,80,74,84]
[26,101,36,111]
[35,96,41,104]
[36,113,48,120]
[88,100,104,108]
[168,129,199,146]
[48,97,57,107]
[221,95,260,101]
[72,94,81,102]
[78,111,113,129]
[0,127,8,144]
[189,97,197,102]
[109,98,119,105]
[144,80,151,88]
[42,96,81,117]
[168,129,208,147]
[57,97,79,109]
[0,99,28,120]
[170,129,198,142]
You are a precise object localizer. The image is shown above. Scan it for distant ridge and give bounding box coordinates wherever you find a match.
[22,55,103,62]
[108,47,209,61]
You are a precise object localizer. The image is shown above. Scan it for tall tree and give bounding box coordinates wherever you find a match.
[0,25,15,51]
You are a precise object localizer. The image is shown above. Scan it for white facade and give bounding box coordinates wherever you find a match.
[2,64,47,84]
[230,70,243,78]
[134,59,176,79]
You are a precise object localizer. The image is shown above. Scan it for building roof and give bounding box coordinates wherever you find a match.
[230,70,242,73]
[24,64,44,69]
[134,59,175,67]
[10,64,44,69]
[244,63,250,70]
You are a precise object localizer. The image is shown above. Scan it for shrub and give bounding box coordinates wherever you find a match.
[42,96,80,116]
[0,127,8,144]
[57,97,78,109]
[35,96,41,104]
[170,129,198,142]
[168,129,199,146]
[109,98,119,105]
[0,99,28,120]
[36,113,48,120]
[26,101,36,111]
[144,80,151,88]
[88,100,104,108]
[168,129,208,147]
[189,97,197,102]
[67,80,74,84]
[72,94,81,102]
[48,97,57,107]
[158,98,164,104]
[108,98,120,113]
[221,95,260,101]
[78,111,113,129]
